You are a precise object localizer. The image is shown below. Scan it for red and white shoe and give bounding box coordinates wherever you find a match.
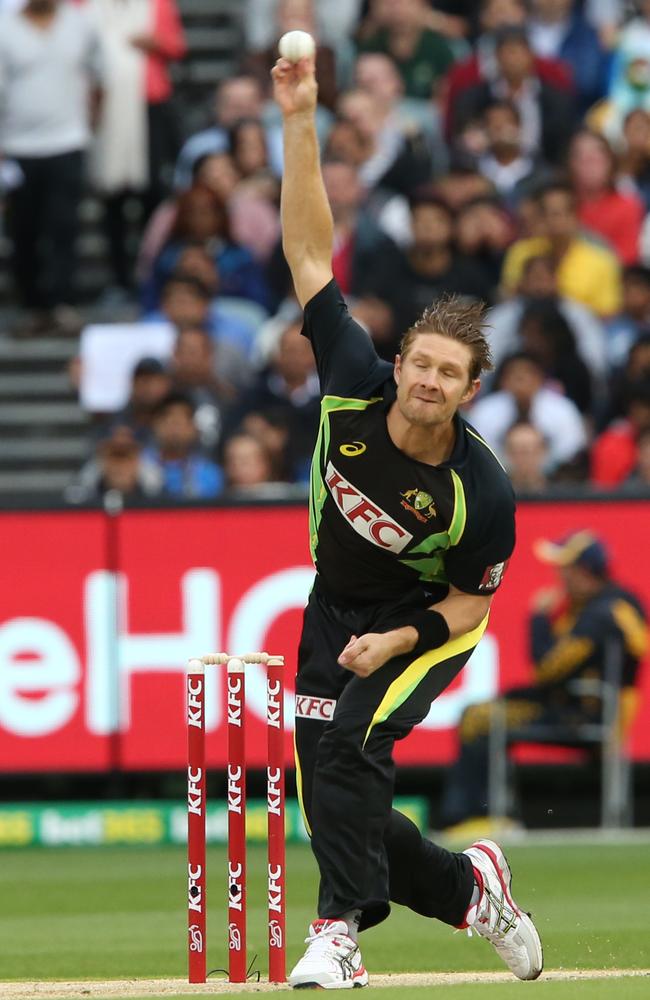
[460,839,543,981]
[289,919,369,990]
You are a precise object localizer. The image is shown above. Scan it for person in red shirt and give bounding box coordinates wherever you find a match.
[568,129,645,267]
[591,381,650,486]
[441,0,573,142]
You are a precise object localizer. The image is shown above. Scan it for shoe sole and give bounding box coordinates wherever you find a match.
[471,839,544,981]
[292,974,369,990]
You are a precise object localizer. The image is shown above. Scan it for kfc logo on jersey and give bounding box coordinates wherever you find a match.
[478,561,507,591]
[325,462,413,554]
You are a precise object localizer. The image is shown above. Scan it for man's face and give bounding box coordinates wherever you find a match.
[520,258,556,297]
[623,276,650,319]
[560,564,599,603]
[131,372,171,408]
[173,331,213,383]
[504,423,547,476]
[541,191,576,241]
[485,106,521,152]
[531,0,572,21]
[216,79,261,127]
[411,204,453,250]
[394,333,479,428]
[154,404,197,453]
[225,436,272,487]
[162,286,209,328]
[496,38,533,83]
[355,54,402,105]
[27,0,57,13]
[379,0,422,30]
[323,162,363,219]
[500,358,544,404]
[274,325,315,384]
[481,0,525,32]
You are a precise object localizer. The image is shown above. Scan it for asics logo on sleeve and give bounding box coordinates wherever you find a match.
[339,441,367,457]
[325,462,413,554]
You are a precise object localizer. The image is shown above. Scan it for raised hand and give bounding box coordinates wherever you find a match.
[271,56,318,118]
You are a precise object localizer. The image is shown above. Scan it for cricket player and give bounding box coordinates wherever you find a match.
[442,530,648,828]
[272,53,543,989]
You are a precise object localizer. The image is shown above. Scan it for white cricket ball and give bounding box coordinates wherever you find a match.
[278,30,316,63]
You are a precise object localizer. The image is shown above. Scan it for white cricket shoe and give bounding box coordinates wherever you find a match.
[289,919,369,989]
[461,839,543,981]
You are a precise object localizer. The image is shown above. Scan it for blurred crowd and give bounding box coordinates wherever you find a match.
[2,0,650,501]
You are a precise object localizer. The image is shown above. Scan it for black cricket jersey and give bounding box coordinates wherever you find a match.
[302,279,516,606]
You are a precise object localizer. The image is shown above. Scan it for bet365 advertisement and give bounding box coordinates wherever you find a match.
[0,501,648,772]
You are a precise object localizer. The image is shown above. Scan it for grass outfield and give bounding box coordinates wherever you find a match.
[0,841,648,998]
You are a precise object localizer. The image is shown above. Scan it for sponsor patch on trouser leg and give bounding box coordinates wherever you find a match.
[295,695,337,721]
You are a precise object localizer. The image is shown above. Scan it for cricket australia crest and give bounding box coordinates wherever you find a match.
[400,489,437,523]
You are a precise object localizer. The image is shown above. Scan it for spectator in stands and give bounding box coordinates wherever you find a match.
[366,191,495,334]
[353,51,449,176]
[227,118,277,193]
[473,100,549,209]
[240,408,294,481]
[242,0,338,111]
[108,356,172,446]
[147,274,254,388]
[432,168,497,214]
[143,184,272,311]
[336,87,433,195]
[606,333,650,425]
[527,0,608,113]
[618,109,650,213]
[454,195,514,291]
[227,320,320,483]
[502,421,550,494]
[591,379,650,487]
[441,530,648,830]
[70,425,163,503]
[455,196,513,288]
[567,130,644,266]
[607,265,650,367]
[243,0,363,52]
[486,254,608,385]
[516,299,595,416]
[0,0,103,333]
[267,157,398,305]
[89,0,186,298]
[222,431,277,493]
[170,326,235,450]
[501,182,623,318]
[597,2,650,143]
[174,74,283,190]
[625,425,650,488]
[453,26,577,165]
[144,391,223,498]
[443,0,573,143]
[468,352,588,474]
[356,0,456,100]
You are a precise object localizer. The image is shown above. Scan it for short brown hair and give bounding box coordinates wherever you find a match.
[399,295,493,382]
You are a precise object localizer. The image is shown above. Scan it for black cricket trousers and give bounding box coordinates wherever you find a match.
[294,583,482,932]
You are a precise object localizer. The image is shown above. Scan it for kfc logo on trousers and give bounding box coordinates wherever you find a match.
[295,695,336,721]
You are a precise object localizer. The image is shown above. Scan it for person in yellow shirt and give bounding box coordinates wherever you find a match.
[502,182,622,317]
